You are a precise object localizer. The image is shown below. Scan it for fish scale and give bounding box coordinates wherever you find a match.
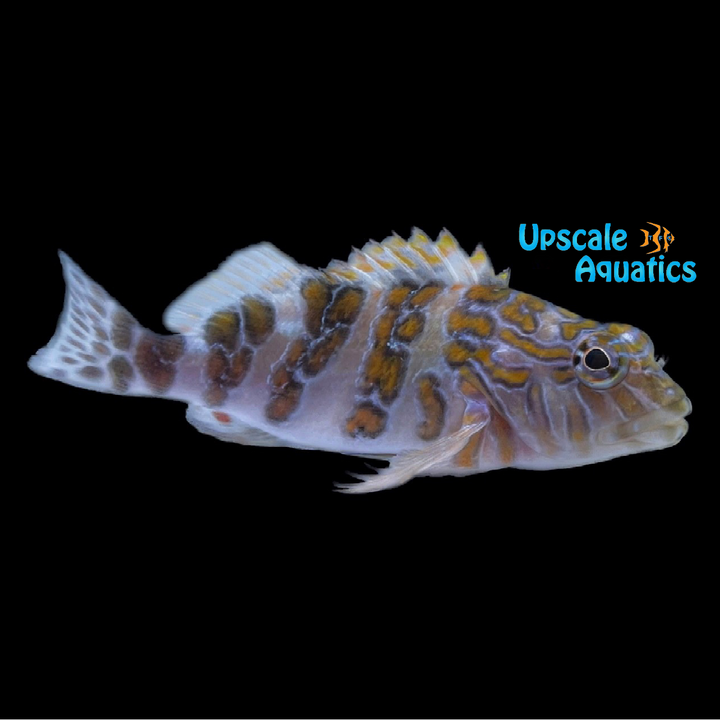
[28,229,691,493]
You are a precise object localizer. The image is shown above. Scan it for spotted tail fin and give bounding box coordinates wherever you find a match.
[28,252,186,398]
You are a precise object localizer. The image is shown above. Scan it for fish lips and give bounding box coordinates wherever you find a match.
[598,395,692,448]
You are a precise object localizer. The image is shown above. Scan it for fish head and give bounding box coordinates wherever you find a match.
[564,322,691,463]
[496,314,692,469]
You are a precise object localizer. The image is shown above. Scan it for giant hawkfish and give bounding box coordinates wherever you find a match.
[28,229,691,492]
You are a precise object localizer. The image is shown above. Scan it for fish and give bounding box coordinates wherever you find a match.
[28,228,691,493]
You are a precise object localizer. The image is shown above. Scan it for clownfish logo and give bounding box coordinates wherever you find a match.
[519,222,695,282]
[641,222,675,254]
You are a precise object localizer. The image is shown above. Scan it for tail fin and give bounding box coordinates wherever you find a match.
[28,252,169,397]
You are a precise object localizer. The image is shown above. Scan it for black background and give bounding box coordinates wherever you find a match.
[8,15,715,720]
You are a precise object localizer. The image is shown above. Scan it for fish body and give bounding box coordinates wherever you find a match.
[28,229,691,492]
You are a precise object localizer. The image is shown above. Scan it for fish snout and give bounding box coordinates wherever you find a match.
[598,386,691,448]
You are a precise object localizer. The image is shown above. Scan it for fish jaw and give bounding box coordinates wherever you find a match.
[597,394,691,450]
[498,378,692,473]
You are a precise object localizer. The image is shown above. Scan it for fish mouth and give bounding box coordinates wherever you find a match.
[598,395,692,447]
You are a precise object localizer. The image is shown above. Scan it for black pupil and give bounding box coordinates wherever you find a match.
[585,348,610,370]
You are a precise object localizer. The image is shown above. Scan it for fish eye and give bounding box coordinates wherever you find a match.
[574,334,629,389]
[584,347,610,370]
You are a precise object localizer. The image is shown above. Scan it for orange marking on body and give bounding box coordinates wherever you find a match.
[473,346,494,368]
[377,352,404,403]
[386,285,415,308]
[491,364,530,386]
[207,347,229,383]
[326,286,365,326]
[456,429,483,468]
[627,371,673,406]
[135,332,185,394]
[416,374,446,441]
[409,284,443,308]
[226,347,253,387]
[285,337,308,368]
[395,311,425,342]
[346,402,387,438]
[524,295,546,312]
[362,347,388,388]
[500,295,537,333]
[577,383,611,419]
[213,411,232,424]
[374,310,400,346]
[612,385,644,417]
[566,403,588,443]
[444,341,473,366]
[493,413,515,465]
[266,380,304,422]
[465,285,510,303]
[303,326,349,376]
[242,297,276,346]
[499,328,571,360]
[551,367,576,384]
[204,309,241,351]
[526,383,560,454]
[561,319,599,341]
[301,278,333,336]
[447,309,493,337]
[271,364,293,389]
[607,323,648,353]
[457,366,489,402]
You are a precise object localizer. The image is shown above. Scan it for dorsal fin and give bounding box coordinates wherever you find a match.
[325,228,508,287]
[163,242,313,334]
[164,230,509,335]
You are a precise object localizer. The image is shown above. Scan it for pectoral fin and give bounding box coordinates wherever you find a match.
[335,414,490,494]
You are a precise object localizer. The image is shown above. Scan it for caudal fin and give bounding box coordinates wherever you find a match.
[28,252,165,397]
